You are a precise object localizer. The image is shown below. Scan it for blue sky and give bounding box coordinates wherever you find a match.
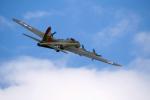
[0,0,150,100]
[0,0,150,67]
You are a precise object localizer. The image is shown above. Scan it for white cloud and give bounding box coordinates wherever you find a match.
[23,10,64,20]
[0,56,150,100]
[134,32,150,56]
[23,11,52,19]
[93,11,139,47]
[0,16,13,30]
[128,57,150,74]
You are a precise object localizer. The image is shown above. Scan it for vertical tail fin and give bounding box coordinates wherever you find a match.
[42,26,52,42]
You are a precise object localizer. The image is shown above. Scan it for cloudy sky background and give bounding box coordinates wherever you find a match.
[0,0,150,100]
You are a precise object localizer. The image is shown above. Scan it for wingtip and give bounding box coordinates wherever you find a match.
[113,63,122,67]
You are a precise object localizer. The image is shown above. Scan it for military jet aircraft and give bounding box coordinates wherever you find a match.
[13,18,122,66]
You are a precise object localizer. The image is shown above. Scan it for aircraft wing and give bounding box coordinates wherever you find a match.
[65,46,122,66]
[13,18,44,38]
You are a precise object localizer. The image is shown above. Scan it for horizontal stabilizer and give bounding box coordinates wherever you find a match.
[13,18,44,38]
[23,34,40,42]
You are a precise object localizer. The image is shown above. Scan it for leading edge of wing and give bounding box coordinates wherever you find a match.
[12,18,44,38]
